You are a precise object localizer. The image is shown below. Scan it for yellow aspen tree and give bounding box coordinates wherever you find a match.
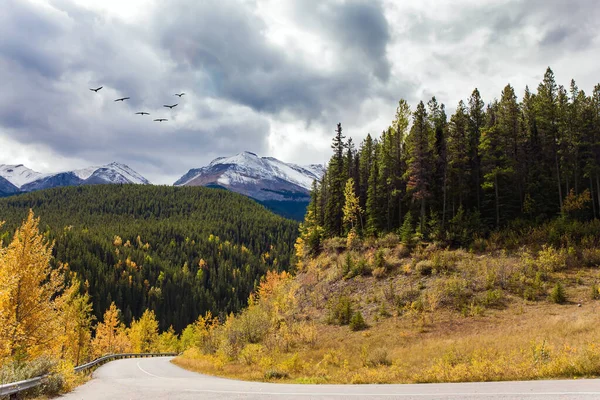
[92,302,121,357]
[113,325,133,354]
[128,309,159,353]
[342,178,362,232]
[58,279,95,365]
[0,210,65,360]
[157,326,180,353]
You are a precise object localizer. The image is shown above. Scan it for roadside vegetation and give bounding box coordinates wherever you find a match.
[0,212,180,397]
[175,67,600,383]
[175,220,600,383]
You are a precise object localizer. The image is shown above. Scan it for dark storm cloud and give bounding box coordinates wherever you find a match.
[0,0,274,180]
[152,0,398,121]
[1,0,598,183]
[291,0,391,81]
[0,0,407,182]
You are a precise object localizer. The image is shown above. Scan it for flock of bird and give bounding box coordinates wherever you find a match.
[89,86,185,122]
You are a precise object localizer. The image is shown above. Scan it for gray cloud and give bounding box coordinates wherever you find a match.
[0,0,599,183]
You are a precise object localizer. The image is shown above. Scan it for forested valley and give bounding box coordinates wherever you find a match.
[0,185,298,332]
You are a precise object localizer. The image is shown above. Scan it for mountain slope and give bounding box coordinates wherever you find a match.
[0,185,298,332]
[0,176,19,197]
[174,152,324,201]
[0,164,44,188]
[0,162,150,192]
[174,152,324,219]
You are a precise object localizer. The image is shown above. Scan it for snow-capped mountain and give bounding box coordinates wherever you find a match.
[174,152,325,202]
[0,162,150,193]
[0,164,44,188]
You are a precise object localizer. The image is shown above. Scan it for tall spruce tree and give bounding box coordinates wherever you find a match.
[468,88,485,212]
[324,123,347,236]
[405,101,432,232]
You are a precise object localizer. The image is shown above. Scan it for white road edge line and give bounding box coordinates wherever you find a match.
[183,389,600,397]
[136,361,165,379]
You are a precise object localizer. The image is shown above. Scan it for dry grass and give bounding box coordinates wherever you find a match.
[175,241,600,384]
[175,299,600,383]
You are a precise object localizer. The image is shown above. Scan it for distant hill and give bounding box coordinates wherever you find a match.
[0,185,299,332]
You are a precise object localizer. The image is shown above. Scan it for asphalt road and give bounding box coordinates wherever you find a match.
[59,357,600,400]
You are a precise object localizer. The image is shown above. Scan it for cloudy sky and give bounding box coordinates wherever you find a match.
[1,0,599,184]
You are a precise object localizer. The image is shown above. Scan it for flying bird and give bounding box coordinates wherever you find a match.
[135,112,150,115]
[175,93,185,97]
[154,118,168,122]
[163,104,178,109]
[114,97,130,102]
[90,86,103,92]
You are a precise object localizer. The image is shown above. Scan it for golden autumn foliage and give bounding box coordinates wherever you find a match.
[57,279,95,365]
[129,309,159,353]
[92,302,132,357]
[0,210,66,362]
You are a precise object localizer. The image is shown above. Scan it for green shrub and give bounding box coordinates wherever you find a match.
[378,302,391,318]
[590,283,600,300]
[346,256,370,278]
[415,260,434,276]
[327,295,353,325]
[264,369,289,379]
[537,246,567,272]
[550,282,566,304]
[395,289,421,308]
[399,212,414,246]
[323,237,346,254]
[582,248,600,267]
[379,233,400,248]
[349,311,368,331]
[374,249,386,270]
[0,356,64,397]
[480,289,504,308]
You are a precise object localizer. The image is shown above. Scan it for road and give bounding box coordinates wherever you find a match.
[59,357,600,400]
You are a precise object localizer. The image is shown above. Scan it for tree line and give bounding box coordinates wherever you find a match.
[304,67,600,247]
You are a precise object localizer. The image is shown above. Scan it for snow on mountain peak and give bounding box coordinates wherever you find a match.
[177,152,324,191]
[0,164,45,188]
[0,162,150,190]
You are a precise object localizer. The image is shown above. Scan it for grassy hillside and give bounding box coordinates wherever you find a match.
[0,185,299,332]
[175,220,600,383]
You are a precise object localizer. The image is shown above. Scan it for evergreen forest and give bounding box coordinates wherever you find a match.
[0,185,298,332]
[304,67,600,247]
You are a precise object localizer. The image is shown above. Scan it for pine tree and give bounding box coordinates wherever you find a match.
[536,67,562,211]
[366,143,383,235]
[324,123,347,236]
[428,97,448,226]
[468,88,485,211]
[405,101,432,232]
[391,100,411,228]
[448,101,470,214]
[358,134,374,211]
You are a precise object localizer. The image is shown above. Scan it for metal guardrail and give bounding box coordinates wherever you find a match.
[0,352,177,398]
